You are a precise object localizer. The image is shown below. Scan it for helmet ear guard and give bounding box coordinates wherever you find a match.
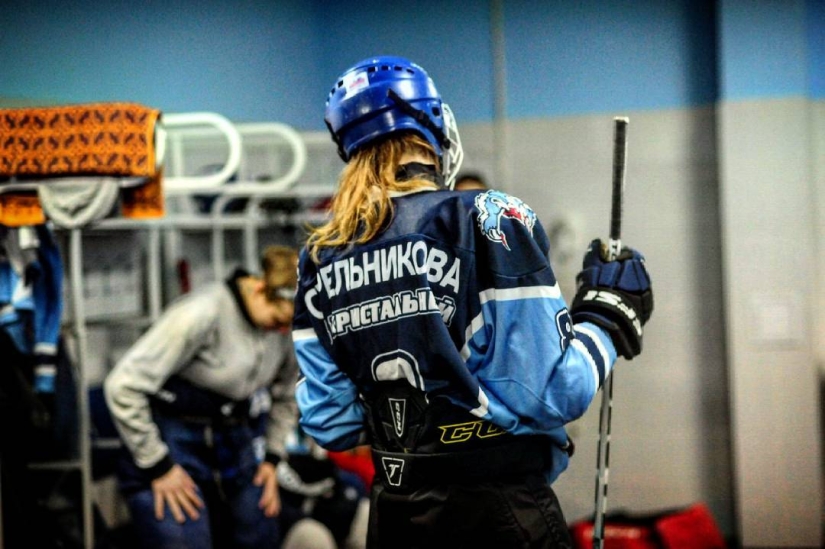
[325,56,463,188]
[440,103,463,190]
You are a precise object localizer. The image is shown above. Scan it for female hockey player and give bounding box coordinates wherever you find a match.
[291,56,654,548]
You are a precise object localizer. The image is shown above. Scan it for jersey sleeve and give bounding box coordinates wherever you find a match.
[103,294,216,469]
[292,251,367,451]
[31,225,63,394]
[464,190,618,434]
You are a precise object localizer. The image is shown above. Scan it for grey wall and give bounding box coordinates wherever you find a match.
[717,96,822,548]
[495,107,731,530]
[715,2,823,546]
[816,102,825,371]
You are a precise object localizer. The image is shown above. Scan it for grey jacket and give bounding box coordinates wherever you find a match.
[104,278,298,470]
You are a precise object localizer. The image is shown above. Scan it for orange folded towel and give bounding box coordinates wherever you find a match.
[0,192,46,226]
[121,169,164,219]
[0,102,161,178]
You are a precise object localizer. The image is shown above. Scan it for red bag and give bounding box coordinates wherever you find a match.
[569,503,726,549]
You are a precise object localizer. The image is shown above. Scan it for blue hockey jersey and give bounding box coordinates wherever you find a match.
[0,225,63,394]
[292,188,617,483]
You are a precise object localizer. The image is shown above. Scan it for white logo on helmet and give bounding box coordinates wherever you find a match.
[343,70,369,98]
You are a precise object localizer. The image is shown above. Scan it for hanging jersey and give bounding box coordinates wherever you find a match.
[0,225,63,393]
[292,188,617,482]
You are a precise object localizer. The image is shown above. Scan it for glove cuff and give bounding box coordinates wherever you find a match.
[571,310,640,359]
[571,287,644,359]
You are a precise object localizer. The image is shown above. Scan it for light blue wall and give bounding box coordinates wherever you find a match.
[0,1,820,123]
[718,0,808,100]
[809,0,825,98]
[313,0,719,121]
[314,0,495,124]
[0,0,324,126]
[504,0,717,118]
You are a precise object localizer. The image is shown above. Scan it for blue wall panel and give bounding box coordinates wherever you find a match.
[0,0,323,126]
[808,0,825,98]
[718,0,808,100]
[504,0,717,118]
[0,1,819,127]
[314,0,494,125]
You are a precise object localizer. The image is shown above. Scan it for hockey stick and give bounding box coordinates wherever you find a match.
[592,116,628,549]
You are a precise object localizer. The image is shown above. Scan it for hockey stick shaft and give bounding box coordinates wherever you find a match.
[592,116,628,549]
[608,117,627,260]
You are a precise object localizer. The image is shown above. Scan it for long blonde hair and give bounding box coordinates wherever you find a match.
[306,133,439,262]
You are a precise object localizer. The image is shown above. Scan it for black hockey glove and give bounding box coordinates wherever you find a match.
[570,239,653,359]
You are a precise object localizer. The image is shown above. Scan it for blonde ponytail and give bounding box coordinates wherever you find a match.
[306,133,439,262]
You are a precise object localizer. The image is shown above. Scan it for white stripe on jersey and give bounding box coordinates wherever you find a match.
[573,324,612,388]
[571,339,600,390]
[479,283,562,304]
[34,342,58,354]
[292,328,318,342]
[460,311,487,360]
[470,387,490,418]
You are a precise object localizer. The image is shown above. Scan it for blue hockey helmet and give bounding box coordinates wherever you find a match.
[325,56,463,189]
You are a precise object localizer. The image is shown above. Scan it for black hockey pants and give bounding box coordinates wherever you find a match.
[366,436,573,548]
[367,473,572,548]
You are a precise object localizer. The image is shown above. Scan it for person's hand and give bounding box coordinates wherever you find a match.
[570,238,654,359]
[254,461,281,517]
[151,464,204,523]
[270,299,294,332]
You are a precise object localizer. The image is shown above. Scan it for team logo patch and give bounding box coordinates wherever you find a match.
[381,456,406,487]
[474,190,537,250]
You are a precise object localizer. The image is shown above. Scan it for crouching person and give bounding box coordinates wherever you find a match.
[104,246,300,549]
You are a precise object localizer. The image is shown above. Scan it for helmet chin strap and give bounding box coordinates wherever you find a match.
[387,89,450,151]
[395,162,445,188]
[326,119,348,161]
